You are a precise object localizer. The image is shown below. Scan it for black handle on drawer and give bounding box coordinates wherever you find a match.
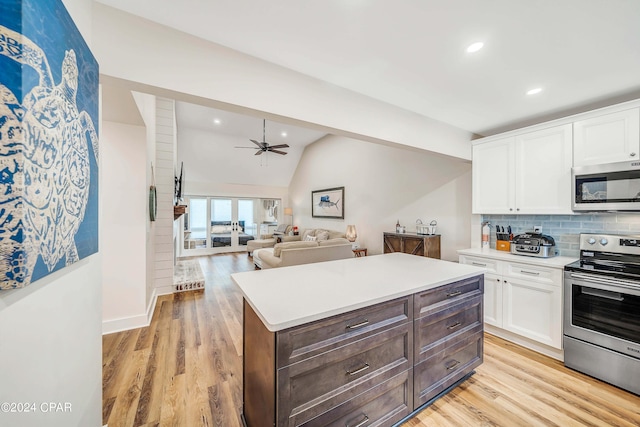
[346,415,369,427]
[446,290,462,298]
[447,321,462,330]
[446,360,460,371]
[346,363,370,376]
[346,319,369,330]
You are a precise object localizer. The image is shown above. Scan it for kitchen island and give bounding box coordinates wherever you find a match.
[232,253,485,427]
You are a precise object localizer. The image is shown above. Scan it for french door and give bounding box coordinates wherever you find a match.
[182,196,258,255]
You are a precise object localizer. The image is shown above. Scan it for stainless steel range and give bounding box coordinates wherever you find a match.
[564,233,640,395]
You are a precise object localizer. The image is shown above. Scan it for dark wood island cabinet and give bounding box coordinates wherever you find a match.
[383,232,441,259]
[235,255,484,427]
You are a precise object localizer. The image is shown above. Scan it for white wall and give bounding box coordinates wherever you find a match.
[0,0,102,426]
[92,4,474,161]
[289,136,472,261]
[132,92,158,310]
[101,121,148,333]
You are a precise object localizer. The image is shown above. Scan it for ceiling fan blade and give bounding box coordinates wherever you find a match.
[269,149,288,155]
[249,139,264,148]
[268,144,290,149]
[255,150,264,156]
[235,146,259,149]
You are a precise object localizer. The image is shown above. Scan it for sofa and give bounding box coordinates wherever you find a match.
[247,227,345,256]
[253,238,354,269]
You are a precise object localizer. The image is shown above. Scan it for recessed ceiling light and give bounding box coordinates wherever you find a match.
[466,42,484,53]
[281,131,288,137]
[213,118,221,125]
[526,87,543,95]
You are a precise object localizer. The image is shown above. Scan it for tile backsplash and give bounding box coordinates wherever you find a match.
[482,213,640,258]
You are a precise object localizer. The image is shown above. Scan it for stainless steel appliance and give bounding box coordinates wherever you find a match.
[510,232,556,258]
[564,233,640,395]
[573,160,640,211]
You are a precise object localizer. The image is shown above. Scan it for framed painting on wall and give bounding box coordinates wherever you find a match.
[312,187,344,219]
[0,0,99,289]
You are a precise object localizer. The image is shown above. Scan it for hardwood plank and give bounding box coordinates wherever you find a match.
[103,253,640,427]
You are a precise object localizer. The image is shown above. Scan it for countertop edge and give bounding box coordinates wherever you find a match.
[238,270,485,332]
[457,248,577,268]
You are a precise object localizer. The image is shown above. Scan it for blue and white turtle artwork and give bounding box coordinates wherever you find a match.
[0,0,99,290]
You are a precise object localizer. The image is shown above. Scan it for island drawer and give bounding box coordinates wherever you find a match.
[277,296,412,368]
[301,369,412,427]
[414,330,483,407]
[415,295,483,363]
[277,323,412,427]
[414,275,483,319]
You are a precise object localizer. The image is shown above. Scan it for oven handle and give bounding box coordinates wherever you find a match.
[570,273,640,293]
[581,288,624,301]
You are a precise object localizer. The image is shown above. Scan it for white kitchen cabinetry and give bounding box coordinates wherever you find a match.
[472,124,573,214]
[573,108,640,167]
[458,252,564,355]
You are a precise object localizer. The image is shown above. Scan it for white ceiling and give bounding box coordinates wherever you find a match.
[97,0,640,136]
[175,102,327,187]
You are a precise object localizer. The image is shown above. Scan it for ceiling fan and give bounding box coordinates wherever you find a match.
[235,119,289,155]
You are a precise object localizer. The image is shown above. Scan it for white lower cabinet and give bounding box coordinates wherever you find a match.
[459,254,563,350]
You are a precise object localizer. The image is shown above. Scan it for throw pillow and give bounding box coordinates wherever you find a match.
[301,229,314,240]
[315,230,330,241]
[304,235,317,242]
[211,225,226,233]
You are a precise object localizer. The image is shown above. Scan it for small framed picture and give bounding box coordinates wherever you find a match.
[312,187,344,219]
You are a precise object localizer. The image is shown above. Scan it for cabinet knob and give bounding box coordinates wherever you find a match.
[631,152,637,157]
[509,208,513,211]
[516,208,520,211]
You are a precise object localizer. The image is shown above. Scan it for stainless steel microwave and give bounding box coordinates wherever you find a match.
[573,160,640,211]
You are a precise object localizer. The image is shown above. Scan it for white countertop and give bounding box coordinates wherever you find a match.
[457,248,577,268]
[232,253,485,332]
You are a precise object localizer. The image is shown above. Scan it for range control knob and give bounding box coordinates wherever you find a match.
[600,238,609,246]
[587,238,596,245]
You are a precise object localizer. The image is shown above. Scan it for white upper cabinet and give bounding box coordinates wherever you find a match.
[515,124,573,214]
[573,108,640,167]
[472,137,515,214]
[472,124,573,214]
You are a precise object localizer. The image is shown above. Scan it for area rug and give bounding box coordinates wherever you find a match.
[173,260,205,292]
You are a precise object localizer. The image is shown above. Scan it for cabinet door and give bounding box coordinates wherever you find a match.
[383,234,402,253]
[483,273,503,327]
[573,108,640,167]
[514,124,573,214]
[502,278,562,349]
[472,137,516,214]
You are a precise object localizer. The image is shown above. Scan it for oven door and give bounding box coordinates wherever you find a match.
[564,271,640,358]
[572,161,640,211]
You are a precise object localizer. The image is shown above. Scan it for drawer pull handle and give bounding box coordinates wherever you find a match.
[347,415,369,427]
[472,262,486,267]
[447,321,461,330]
[446,290,462,298]
[346,319,369,330]
[346,363,370,376]
[345,415,369,427]
[520,270,540,276]
[446,360,460,371]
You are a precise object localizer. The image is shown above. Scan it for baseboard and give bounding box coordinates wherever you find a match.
[485,325,564,361]
[102,289,158,335]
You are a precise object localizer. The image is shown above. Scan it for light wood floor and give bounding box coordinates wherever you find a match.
[103,253,640,427]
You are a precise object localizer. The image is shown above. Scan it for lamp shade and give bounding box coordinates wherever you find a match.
[345,225,357,242]
[284,207,293,216]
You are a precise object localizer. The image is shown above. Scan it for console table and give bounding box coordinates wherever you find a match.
[383,232,441,259]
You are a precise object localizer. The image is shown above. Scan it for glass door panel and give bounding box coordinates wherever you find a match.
[185,197,208,249]
[210,198,233,248]
[238,199,256,248]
